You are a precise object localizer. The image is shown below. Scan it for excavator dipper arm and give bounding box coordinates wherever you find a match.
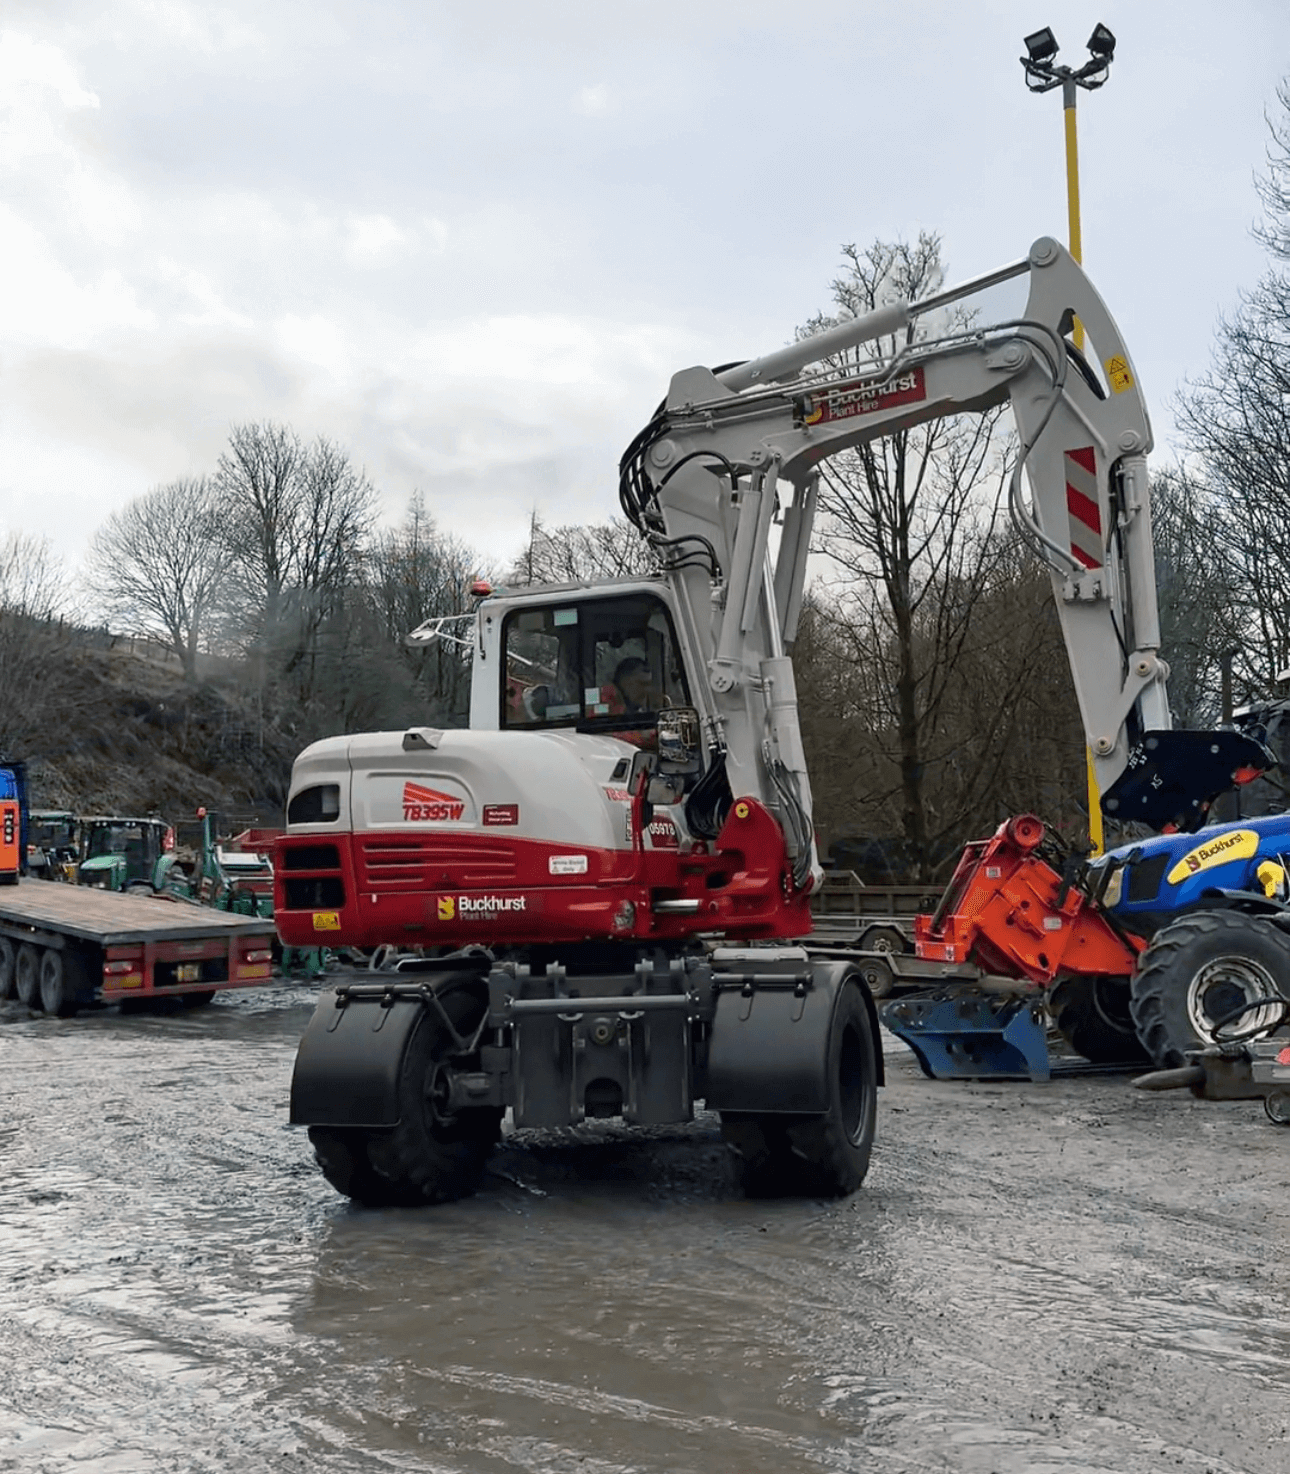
[619,237,1268,838]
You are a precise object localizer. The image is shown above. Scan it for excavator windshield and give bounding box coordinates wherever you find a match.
[501,591,690,737]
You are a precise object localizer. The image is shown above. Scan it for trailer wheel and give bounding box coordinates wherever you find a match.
[312,977,502,1207]
[858,924,910,957]
[39,949,88,1018]
[15,945,41,1008]
[721,978,878,1198]
[1048,973,1148,1064]
[1130,911,1290,1068]
[0,938,15,999]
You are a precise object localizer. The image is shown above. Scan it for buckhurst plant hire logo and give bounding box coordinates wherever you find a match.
[403,780,465,822]
[436,894,527,921]
[1165,828,1258,886]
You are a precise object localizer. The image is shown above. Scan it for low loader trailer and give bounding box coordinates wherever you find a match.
[0,879,277,1016]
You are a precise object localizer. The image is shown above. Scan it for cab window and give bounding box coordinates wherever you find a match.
[502,593,689,733]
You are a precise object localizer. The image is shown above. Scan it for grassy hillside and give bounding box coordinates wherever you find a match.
[16,632,302,827]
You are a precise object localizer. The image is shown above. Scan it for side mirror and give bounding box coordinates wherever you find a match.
[656,707,702,775]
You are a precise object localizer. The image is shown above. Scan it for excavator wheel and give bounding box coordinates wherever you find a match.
[1129,911,1290,1069]
[721,978,878,1198]
[308,977,502,1207]
[1047,973,1147,1065]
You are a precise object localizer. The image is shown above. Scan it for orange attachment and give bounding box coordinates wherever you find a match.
[914,814,1141,986]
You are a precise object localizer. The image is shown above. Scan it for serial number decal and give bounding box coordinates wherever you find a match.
[483,803,519,826]
[312,911,341,931]
[797,366,927,426]
[1165,828,1259,886]
[402,780,465,822]
[647,817,679,849]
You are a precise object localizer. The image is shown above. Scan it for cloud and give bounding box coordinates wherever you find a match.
[0,30,100,109]
[576,83,610,116]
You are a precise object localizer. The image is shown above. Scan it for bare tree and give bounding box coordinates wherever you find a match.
[87,477,227,680]
[802,234,1021,876]
[215,421,305,640]
[214,423,379,716]
[1176,82,1290,700]
[1147,468,1243,726]
[508,511,658,585]
[366,491,486,725]
[0,532,72,753]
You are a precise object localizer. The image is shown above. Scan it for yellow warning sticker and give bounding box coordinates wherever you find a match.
[1165,828,1258,886]
[1104,354,1135,394]
[312,911,341,931]
[437,896,456,921]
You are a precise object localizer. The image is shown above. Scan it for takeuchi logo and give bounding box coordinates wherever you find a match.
[403,780,465,822]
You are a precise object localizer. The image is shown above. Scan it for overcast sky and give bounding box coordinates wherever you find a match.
[3,0,1289,577]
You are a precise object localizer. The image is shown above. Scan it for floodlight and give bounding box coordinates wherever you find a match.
[1023,28,1059,64]
[1087,24,1116,60]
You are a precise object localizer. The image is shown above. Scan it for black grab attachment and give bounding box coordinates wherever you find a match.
[1101,729,1274,833]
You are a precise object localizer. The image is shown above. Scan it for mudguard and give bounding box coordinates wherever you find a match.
[703,957,882,1113]
[289,987,425,1129]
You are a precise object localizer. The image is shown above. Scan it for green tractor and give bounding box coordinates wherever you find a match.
[77,817,188,895]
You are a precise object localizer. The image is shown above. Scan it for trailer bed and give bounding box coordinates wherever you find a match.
[0,880,279,1013]
[0,879,275,946]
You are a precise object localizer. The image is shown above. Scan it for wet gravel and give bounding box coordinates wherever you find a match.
[1,984,1288,1473]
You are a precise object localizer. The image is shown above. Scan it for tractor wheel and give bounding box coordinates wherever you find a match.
[721,978,879,1198]
[310,977,502,1207]
[15,945,41,1009]
[1129,911,1290,1068]
[1048,973,1148,1064]
[0,938,15,999]
[39,949,89,1018]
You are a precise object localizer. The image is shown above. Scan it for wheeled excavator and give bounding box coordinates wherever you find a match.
[280,237,1268,1205]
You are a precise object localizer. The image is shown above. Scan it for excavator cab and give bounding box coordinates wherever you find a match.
[499,588,690,743]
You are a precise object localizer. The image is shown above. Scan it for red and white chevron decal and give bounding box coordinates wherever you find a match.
[1065,446,1102,570]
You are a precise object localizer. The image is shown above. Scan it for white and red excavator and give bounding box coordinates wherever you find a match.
[278,237,1269,1205]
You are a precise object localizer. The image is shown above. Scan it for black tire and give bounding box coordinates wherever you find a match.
[0,937,15,999]
[310,978,502,1207]
[39,949,89,1018]
[0,872,18,887]
[721,978,879,1198]
[1048,973,1148,1064]
[858,924,910,957]
[15,944,41,1009]
[1130,911,1290,1068]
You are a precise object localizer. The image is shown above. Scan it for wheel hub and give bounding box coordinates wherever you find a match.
[1186,954,1285,1042]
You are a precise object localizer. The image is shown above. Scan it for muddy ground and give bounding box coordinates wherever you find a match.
[1,983,1287,1474]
